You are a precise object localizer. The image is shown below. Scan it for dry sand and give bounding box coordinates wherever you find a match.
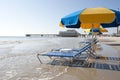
[0,37,120,80]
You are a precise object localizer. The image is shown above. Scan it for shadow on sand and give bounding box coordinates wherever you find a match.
[49,57,120,71]
[107,44,120,46]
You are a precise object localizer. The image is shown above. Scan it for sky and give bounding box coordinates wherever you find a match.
[0,0,120,36]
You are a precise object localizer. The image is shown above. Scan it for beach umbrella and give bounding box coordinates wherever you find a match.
[60,7,120,29]
[85,28,103,36]
[85,29,91,33]
[85,28,107,38]
[89,32,102,35]
[99,27,108,32]
[85,27,108,33]
[85,29,100,33]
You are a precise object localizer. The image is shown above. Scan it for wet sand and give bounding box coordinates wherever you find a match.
[0,37,120,80]
[98,37,120,56]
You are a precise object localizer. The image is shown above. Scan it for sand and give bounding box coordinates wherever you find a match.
[98,37,120,56]
[0,37,120,80]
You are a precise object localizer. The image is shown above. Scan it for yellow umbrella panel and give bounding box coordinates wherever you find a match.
[80,7,115,23]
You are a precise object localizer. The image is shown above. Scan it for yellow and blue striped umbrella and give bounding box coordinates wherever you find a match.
[85,27,108,33]
[85,28,103,35]
[89,32,102,35]
[60,7,120,29]
[99,27,108,32]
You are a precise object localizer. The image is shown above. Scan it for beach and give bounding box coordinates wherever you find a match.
[98,37,120,52]
[0,37,120,80]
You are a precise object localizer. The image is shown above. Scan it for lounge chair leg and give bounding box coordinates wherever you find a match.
[37,54,42,64]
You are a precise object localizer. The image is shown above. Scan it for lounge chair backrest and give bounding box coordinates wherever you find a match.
[74,38,98,57]
[74,43,91,57]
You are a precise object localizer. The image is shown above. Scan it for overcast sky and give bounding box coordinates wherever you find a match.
[0,0,120,36]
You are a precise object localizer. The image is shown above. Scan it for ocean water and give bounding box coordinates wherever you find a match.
[0,37,85,80]
[0,36,43,41]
